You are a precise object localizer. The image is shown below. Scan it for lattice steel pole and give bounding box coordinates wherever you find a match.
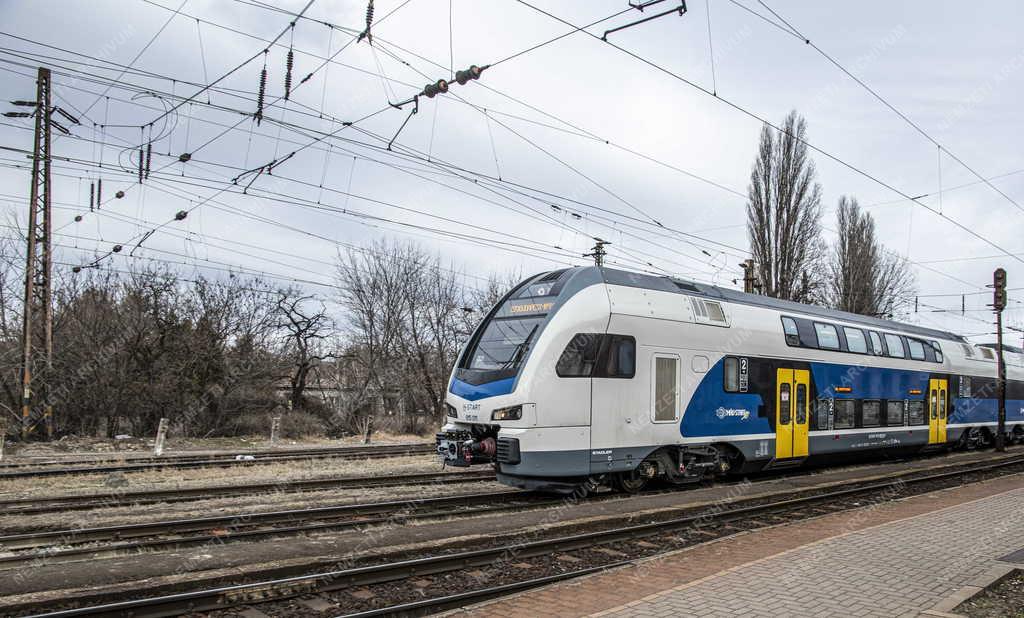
[17,67,54,441]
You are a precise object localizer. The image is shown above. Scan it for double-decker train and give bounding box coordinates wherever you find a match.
[436,266,1023,495]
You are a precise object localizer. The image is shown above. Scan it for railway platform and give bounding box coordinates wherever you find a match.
[458,474,1024,618]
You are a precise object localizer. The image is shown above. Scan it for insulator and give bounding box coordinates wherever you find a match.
[284,48,294,101]
[175,210,188,221]
[115,190,125,199]
[138,147,144,183]
[300,72,312,84]
[178,152,191,163]
[3,112,31,118]
[50,119,70,134]
[145,143,152,179]
[55,107,81,125]
[72,266,82,274]
[97,179,102,207]
[423,79,448,98]
[455,65,484,85]
[89,182,95,212]
[112,244,123,253]
[256,66,267,125]
[74,215,83,222]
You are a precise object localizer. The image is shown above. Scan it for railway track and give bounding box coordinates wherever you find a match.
[0,488,554,569]
[0,443,434,479]
[0,469,497,516]
[11,451,1024,617]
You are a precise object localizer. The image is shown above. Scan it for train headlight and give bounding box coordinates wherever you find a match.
[492,405,522,421]
[446,403,458,418]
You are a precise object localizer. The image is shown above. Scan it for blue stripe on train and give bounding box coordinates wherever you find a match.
[951,398,1024,424]
[681,358,768,437]
[449,377,516,401]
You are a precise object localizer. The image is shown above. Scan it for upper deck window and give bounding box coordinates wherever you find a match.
[781,317,800,346]
[907,339,926,361]
[869,331,885,356]
[814,323,840,350]
[844,328,868,354]
[884,334,905,358]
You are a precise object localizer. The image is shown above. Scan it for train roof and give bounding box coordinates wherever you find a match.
[592,266,966,344]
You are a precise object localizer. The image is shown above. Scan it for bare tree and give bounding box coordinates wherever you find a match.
[746,110,825,303]
[828,196,915,317]
[276,291,333,411]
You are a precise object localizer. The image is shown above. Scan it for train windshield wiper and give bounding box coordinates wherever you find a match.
[502,324,539,370]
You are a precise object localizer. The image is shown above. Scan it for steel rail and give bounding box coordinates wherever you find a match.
[0,470,497,516]
[0,489,532,553]
[0,444,434,479]
[21,453,1024,618]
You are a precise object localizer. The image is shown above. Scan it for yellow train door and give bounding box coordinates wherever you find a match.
[776,368,810,459]
[928,378,949,444]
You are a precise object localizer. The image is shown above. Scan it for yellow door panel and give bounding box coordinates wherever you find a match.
[776,368,794,459]
[927,379,948,445]
[793,370,810,458]
[938,383,948,443]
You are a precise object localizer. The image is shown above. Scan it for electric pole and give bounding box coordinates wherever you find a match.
[741,259,757,294]
[584,239,610,267]
[991,268,1007,452]
[9,68,55,441]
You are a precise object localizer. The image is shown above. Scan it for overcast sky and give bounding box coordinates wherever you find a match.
[1,0,1022,342]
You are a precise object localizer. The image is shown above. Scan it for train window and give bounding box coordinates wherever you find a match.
[862,400,881,427]
[779,383,791,425]
[796,384,807,424]
[556,333,602,378]
[885,400,905,426]
[908,401,926,425]
[653,356,679,422]
[834,400,855,429]
[814,323,840,350]
[907,339,926,361]
[844,328,868,354]
[930,341,944,363]
[781,317,800,346]
[930,389,938,419]
[869,331,885,356]
[602,335,636,378]
[939,389,947,419]
[815,398,831,430]
[980,347,995,361]
[961,343,974,358]
[884,334,905,358]
[723,357,740,392]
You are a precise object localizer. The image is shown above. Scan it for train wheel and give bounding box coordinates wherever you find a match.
[612,470,647,494]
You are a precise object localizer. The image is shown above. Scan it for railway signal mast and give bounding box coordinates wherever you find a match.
[990,268,1007,452]
[6,68,56,441]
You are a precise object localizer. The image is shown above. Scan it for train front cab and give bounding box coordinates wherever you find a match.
[436,268,609,493]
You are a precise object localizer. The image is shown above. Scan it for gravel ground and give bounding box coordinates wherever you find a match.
[0,454,456,500]
[957,570,1024,618]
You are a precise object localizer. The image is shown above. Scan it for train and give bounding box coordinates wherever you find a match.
[435,266,1024,495]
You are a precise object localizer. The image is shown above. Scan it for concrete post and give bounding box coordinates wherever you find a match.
[270,416,281,446]
[154,417,169,456]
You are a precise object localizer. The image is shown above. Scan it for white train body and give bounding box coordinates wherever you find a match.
[436,267,1024,493]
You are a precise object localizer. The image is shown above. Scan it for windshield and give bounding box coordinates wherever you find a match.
[464,316,545,371]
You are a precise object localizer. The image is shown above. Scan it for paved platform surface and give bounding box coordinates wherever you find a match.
[458,474,1024,618]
